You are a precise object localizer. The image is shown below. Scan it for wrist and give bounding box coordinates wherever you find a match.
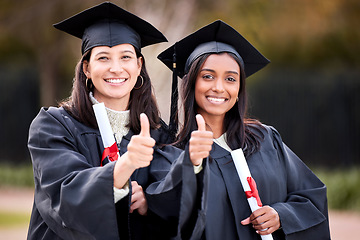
[113,153,136,188]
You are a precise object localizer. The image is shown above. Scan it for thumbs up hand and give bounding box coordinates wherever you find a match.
[126,113,156,170]
[189,114,213,166]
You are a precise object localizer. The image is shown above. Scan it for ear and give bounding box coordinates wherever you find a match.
[82,60,90,78]
[137,56,143,74]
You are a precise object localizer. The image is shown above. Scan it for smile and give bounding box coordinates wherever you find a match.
[105,78,127,84]
[207,97,227,103]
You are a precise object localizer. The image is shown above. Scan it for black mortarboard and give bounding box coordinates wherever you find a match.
[53,2,167,54]
[158,20,269,78]
[157,20,270,135]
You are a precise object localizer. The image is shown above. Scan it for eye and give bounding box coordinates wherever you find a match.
[121,52,137,60]
[202,74,214,80]
[97,56,109,61]
[226,76,236,82]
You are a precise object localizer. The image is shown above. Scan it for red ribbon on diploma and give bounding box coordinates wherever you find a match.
[245,177,263,207]
[101,142,119,166]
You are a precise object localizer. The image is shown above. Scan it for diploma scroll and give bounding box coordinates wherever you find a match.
[231,148,273,240]
[93,103,120,166]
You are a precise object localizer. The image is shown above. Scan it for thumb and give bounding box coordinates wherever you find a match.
[196,114,206,131]
[139,113,150,137]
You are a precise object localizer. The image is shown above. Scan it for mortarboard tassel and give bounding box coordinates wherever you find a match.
[169,44,178,140]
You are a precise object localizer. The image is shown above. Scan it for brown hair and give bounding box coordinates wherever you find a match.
[175,52,264,157]
[59,49,160,133]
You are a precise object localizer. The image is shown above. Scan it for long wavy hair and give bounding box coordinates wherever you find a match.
[59,49,160,134]
[175,52,264,157]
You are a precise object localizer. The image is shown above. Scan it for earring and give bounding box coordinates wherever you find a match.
[134,75,144,90]
[236,97,239,102]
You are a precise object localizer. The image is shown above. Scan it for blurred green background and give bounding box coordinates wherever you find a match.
[0,0,359,213]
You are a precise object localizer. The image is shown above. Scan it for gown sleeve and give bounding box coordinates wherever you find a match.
[28,108,120,239]
[269,126,331,240]
[146,145,207,239]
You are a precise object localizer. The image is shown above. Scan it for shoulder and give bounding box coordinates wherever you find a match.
[247,123,281,140]
[32,106,71,122]
[31,106,75,129]
[247,123,284,151]
[30,107,65,127]
[31,106,96,134]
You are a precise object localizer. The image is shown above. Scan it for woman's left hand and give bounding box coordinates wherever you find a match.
[241,205,280,235]
[130,181,148,216]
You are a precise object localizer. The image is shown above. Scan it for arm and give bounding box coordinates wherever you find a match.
[269,127,330,240]
[146,114,213,239]
[29,108,119,239]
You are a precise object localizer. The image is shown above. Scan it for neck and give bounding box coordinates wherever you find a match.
[103,100,128,112]
[91,92,129,111]
[201,114,225,139]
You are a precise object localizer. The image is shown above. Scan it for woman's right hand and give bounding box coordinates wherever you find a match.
[125,113,155,169]
[113,113,155,189]
[189,114,213,166]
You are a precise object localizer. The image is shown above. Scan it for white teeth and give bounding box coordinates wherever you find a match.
[105,78,126,83]
[207,97,226,102]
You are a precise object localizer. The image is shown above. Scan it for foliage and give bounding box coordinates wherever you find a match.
[0,164,34,188]
[0,212,30,228]
[1,163,359,212]
[195,0,360,68]
[314,167,360,212]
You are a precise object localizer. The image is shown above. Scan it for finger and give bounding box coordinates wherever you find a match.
[196,114,206,131]
[190,131,214,140]
[257,226,277,235]
[190,151,211,161]
[249,207,267,222]
[131,181,139,191]
[139,113,150,137]
[241,217,251,225]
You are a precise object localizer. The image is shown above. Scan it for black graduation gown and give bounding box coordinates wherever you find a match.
[147,125,330,240]
[27,107,182,240]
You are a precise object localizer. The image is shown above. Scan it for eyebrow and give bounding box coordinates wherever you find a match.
[94,49,136,56]
[200,68,239,75]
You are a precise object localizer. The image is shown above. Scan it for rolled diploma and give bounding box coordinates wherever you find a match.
[231,148,273,240]
[93,103,119,160]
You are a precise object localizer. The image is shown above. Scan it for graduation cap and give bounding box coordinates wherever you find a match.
[54,1,167,54]
[157,20,270,135]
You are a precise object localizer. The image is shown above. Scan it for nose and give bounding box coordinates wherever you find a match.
[109,60,124,73]
[212,78,225,92]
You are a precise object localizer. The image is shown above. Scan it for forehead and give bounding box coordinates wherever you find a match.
[91,43,136,54]
[202,53,240,71]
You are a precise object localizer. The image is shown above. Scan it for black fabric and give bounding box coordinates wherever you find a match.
[146,125,330,240]
[27,107,182,240]
[184,41,244,74]
[54,2,167,54]
[157,20,270,79]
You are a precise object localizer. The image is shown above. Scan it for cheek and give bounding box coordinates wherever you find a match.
[87,63,104,77]
[233,83,240,98]
[194,80,205,103]
[128,61,142,77]
[232,89,239,99]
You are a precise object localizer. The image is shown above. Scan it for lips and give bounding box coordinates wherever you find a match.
[105,78,127,84]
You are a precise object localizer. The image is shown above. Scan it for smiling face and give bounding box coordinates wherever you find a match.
[83,43,142,111]
[195,53,240,124]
